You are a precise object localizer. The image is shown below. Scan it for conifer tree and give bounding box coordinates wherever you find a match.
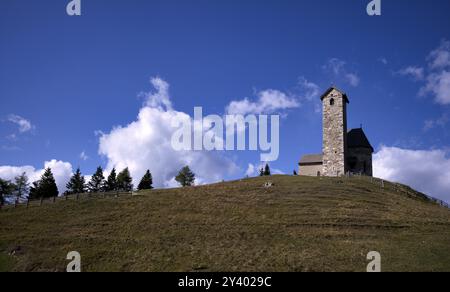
[30,168,59,199]
[175,166,195,187]
[105,168,118,192]
[117,167,133,192]
[65,168,86,195]
[264,164,271,176]
[88,166,105,193]
[138,170,153,191]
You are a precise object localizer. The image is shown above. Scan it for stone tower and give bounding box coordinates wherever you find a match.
[321,87,349,177]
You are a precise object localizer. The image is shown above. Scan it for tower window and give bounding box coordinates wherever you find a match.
[330,98,335,106]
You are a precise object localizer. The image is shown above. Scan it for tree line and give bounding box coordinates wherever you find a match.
[0,165,198,206]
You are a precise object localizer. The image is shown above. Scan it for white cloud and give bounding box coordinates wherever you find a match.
[99,77,239,188]
[0,160,73,195]
[245,163,257,177]
[420,71,450,105]
[397,66,425,81]
[410,39,450,105]
[379,57,388,65]
[139,77,173,111]
[345,73,360,87]
[322,58,360,87]
[423,114,448,131]
[373,146,450,203]
[226,89,299,115]
[297,77,320,101]
[7,114,34,133]
[427,40,450,70]
[80,151,88,161]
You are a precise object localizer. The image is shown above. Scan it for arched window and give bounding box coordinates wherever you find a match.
[330,98,335,106]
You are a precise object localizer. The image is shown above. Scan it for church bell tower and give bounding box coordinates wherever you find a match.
[321,87,349,177]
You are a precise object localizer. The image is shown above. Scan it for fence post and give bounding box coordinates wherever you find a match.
[14,199,18,208]
[53,196,56,203]
[76,194,79,200]
[40,197,43,206]
[381,180,384,188]
[26,198,30,209]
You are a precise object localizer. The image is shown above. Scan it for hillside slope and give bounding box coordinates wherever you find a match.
[1,175,449,272]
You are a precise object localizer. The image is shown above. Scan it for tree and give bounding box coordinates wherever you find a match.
[138,170,153,191]
[0,178,14,206]
[28,181,42,200]
[88,166,105,193]
[105,168,118,192]
[65,168,86,195]
[264,164,271,176]
[29,168,59,199]
[175,166,195,187]
[13,172,29,202]
[117,168,133,192]
[259,167,265,177]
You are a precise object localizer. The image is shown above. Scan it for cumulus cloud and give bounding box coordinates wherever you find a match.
[98,77,239,188]
[0,160,73,194]
[7,114,34,133]
[373,146,450,203]
[226,89,299,115]
[245,163,257,177]
[322,58,360,87]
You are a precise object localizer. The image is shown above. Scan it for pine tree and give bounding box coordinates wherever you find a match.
[175,166,195,187]
[88,166,105,193]
[13,172,29,201]
[264,164,271,176]
[138,170,153,191]
[34,168,59,198]
[105,168,118,192]
[117,168,133,192]
[65,168,86,195]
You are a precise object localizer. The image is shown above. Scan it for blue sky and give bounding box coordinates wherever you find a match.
[1,0,450,202]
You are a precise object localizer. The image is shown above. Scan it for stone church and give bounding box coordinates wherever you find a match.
[299,87,374,177]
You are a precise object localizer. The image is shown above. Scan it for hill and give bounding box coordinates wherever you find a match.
[0,175,449,272]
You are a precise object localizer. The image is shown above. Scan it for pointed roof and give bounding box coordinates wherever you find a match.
[320,86,349,104]
[347,128,374,152]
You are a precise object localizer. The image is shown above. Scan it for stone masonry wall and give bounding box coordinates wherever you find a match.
[322,89,347,177]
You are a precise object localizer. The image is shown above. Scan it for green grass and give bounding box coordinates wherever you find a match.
[0,175,449,272]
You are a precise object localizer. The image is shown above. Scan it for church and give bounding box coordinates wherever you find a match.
[299,87,374,177]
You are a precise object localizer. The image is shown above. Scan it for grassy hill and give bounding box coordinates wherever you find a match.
[1,175,449,272]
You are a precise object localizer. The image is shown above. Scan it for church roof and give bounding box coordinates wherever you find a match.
[320,86,349,104]
[299,154,323,165]
[347,128,374,152]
